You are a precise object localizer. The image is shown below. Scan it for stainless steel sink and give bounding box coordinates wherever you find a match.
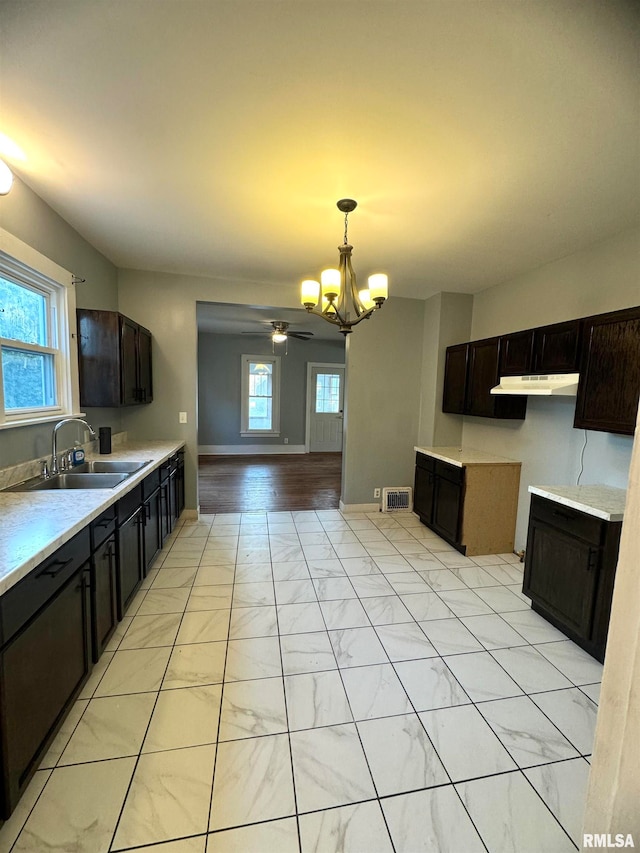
[72,459,151,474]
[26,472,130,490]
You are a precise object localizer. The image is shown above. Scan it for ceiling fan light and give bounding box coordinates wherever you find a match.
[272,332,287,343]
[301,279,320,308]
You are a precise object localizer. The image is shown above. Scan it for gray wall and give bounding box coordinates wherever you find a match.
[342,297,425,506]
[198,331,345,448]
[0,177,122,468]
[462,226,639,549]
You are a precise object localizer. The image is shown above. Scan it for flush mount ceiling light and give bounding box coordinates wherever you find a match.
[300,199,388,335]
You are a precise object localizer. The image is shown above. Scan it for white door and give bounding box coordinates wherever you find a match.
[308,365,345,452]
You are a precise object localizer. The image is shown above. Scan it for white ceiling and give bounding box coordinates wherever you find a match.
[1,0,638,306]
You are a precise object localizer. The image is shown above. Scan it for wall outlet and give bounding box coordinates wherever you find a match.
[374,487,381,498]
[179,411,187,423]
[284,437,289,444]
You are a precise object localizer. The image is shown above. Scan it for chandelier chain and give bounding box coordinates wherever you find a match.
[343,212,349,245]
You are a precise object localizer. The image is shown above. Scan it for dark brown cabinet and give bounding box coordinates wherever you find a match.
[443,339,527,420]
[414,455,464,547]
[442,344,468,414]
[77,309,153,407]
[499,329,534,376]
[531,319,581,374]
[116,485,145,619]
[0,530,92,817]
[90,507,118,662]
[523,495,622,661]
[574,306,640,436]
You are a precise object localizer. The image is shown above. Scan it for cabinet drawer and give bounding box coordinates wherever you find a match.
[0,528,91,647]
[141,468,160,499]
[415,453,435,473]
[530,496,603,546]
[116,484,143,525]
[90,506,117,550]
[434,460,464,485]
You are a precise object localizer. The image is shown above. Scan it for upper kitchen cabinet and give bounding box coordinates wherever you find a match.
[499,329,534,376]
[443,338,527,419]
[531,319,581,373]
[77,309,153,407]
[574,306,640,435]
[442,343,468,414]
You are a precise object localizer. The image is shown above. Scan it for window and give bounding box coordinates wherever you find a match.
[315,372,341,413]
[241,354,280,436]
[0,228,80,428]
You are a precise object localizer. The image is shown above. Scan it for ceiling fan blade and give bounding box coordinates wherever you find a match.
[288,332,313,340]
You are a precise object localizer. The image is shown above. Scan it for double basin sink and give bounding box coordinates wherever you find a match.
[8,460,151,491]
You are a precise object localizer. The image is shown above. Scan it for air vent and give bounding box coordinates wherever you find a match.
[382,487,413,513]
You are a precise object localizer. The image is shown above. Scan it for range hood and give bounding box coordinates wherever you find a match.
[490,373,580,396]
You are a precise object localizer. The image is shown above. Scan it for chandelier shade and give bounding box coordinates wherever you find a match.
[300,199,388,335]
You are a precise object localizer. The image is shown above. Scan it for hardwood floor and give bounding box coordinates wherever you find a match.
[198,453,342,513]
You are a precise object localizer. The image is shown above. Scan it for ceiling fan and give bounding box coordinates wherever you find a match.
[244,321,314,342]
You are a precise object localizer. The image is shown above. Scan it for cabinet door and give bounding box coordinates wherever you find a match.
[77,309,121,407]
[414,464,435,524]
[143,489,162,573]
[120,316,139,405]
[499,329,534,376]
[0,566,91,817]
[137,326,153,404]
[432,476,463,544]
[523,519,598,638]
[466,338,500,417]
[532,319,581,373]
[574,307,640,436]
[175,453,185,517]
[117,508,144,618]
[92,534,118,661]
[442,344,468,414]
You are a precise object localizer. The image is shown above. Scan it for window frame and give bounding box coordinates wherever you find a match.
[0,227,82,429]
[240,353,281,437]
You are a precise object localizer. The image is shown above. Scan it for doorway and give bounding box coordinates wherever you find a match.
[306,362,346,452]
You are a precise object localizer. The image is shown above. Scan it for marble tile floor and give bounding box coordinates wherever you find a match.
[1,509,602,853]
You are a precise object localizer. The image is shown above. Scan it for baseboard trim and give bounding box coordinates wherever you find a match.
[339,500,381,513]
[199,445,307,455]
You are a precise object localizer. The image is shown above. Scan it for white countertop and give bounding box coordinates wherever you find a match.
[529,484,627,522]
[0,440,185,595]
[414,446,521,468]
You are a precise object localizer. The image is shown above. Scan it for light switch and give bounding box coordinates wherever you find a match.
[179,412,187,423]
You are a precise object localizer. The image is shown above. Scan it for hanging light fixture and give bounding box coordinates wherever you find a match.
[300,199,388,335]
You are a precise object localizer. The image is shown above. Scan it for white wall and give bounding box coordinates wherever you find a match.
[462,226,639,549]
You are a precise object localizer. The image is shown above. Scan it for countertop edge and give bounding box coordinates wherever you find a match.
[528,485,626,522]
[0,440,185,595]
[414,446,521,468]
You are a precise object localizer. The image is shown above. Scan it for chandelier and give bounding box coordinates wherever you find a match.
[300,199,388,335]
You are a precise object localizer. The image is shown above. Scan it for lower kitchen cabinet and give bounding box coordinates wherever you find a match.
[90,508,118,662]
[0,530,92,817]
[523,495,622,661]
[115,484,145,619]
[414,451,521,556]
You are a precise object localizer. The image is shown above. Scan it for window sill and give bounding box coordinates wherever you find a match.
[240,431,281,437]
[0,411,87,431]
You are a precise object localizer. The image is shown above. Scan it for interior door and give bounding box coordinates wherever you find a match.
[309,365,345,452]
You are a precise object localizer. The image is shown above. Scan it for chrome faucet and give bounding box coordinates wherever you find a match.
[51,418,96,475]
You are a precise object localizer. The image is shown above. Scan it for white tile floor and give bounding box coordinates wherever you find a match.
[1,509,601,852]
